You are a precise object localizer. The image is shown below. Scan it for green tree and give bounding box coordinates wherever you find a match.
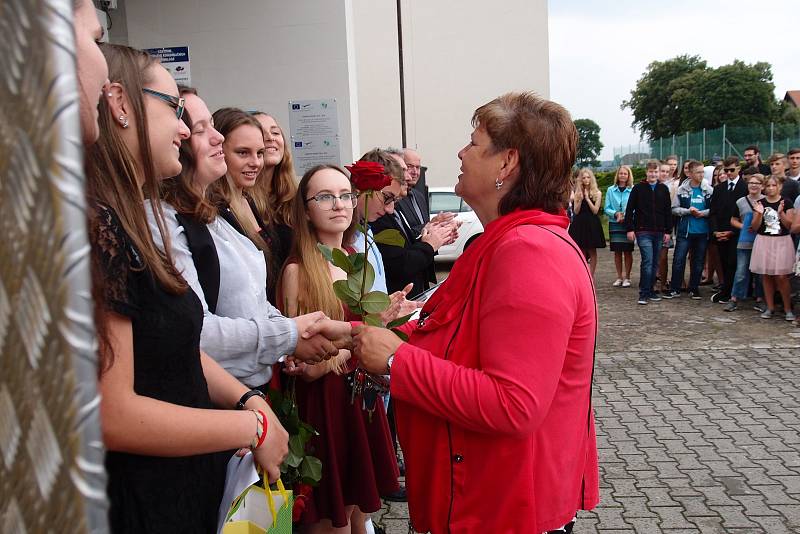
[574,118,603,167]
[623,56,785,142]
[622,55,707,139]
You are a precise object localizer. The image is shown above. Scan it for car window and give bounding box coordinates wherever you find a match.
[429,192,462,213]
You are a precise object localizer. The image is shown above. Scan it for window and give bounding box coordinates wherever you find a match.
[429,192,473,214]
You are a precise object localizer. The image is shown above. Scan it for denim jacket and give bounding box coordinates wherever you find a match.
[604,185,632,220]
[672,180,713,238]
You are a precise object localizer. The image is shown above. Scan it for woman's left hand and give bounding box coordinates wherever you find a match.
[352,325,404,374]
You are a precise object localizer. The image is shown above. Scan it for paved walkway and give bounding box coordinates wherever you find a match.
[375,253,800,533]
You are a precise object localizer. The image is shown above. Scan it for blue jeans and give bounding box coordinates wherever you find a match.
[636,232,663,299]
[670,233,709,292]
[731,248,764,300]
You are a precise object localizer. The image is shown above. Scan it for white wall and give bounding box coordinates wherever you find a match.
[123,0,360,166]
[116,0,550,186]
[400,0,550,186]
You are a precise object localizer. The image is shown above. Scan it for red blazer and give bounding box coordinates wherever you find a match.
[391,223,599,533]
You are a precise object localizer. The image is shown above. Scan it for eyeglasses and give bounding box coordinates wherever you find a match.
[305,192,358,210]
[142,88,185,120]
[380,191,397,206]
[724,167,737,173]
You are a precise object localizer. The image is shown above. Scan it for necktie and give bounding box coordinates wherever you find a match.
[728,181,734,192]
[410,193,425,226]
[394,212,411,241]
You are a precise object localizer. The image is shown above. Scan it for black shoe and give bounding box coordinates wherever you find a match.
[397,458,406,477]
[660,290,674,299]
[711,291,729,303]
[690,290,702,300]
[373,525,387,534]
[382,486,407,502]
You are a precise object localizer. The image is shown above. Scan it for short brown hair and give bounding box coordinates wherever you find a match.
[686,159,703,172]
[472,92,577,215]
[768,152,788,164]
[645,159,660,170]
[723,155,740,167]
[788,147,800,157]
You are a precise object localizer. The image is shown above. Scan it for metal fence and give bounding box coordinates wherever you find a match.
[614,122,800,165]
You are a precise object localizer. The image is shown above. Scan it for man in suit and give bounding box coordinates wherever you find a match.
[370,156,452,298]
[396,148,430,235]
[709,155,747,303]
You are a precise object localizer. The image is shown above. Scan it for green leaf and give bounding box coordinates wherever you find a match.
[351,252,366,273]
[392,328,409,342]
[333,280,360,306]
[347,261,374,295]
[363,313,383,327]
[317,243,333,263]
[346,302,365,316]
[331,247,353,273]
[289,434,305,458]
[373,229,405,247]
[285,450,303,468]
[360,291,391,314]
[387,312,415,329]
[300,455,323,483]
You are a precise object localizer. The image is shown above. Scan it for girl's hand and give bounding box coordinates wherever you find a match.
[379,283,416,324]
[754,202,765,214]
[778,200,785,215]
[282,357,306,376]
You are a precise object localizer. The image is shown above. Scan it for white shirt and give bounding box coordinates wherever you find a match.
[351,227,388,293]
[147,202,297,388]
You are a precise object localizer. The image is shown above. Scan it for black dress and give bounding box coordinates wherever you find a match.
[568,199,607,250]
[91,204,228,534]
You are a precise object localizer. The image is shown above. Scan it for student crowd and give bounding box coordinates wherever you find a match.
[569,149,800,323]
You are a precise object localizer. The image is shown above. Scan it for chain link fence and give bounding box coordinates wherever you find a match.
[614,122,800,165]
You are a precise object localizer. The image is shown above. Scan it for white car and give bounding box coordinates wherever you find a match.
[428,187,484,262]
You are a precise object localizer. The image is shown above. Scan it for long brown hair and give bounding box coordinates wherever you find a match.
[250,112,297,227]
[281,164,357,320]
[160,86,219,223]
[207,108,268,245]
[85,44,187,371]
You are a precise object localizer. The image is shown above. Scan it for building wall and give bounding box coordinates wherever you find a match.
[107,0,549,188]
[120,0,361,165]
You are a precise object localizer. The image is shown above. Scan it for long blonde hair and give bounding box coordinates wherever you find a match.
[574,167,601,203]
[249,112,297,227]
[614,165,634,189]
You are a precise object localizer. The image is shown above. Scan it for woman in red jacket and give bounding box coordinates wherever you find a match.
[348,92,600,533]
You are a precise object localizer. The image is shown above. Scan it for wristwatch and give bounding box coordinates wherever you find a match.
[236,389,267,410]
[386,353,396,375]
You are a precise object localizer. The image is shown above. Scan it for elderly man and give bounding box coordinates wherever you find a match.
[396,148,430,235]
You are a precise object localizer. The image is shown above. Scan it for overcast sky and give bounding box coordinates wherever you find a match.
[548,0,797,160]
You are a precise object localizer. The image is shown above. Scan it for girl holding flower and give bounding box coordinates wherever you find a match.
[278,164,400,533]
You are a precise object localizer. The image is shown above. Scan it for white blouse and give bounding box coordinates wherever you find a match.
[146,202,297,387]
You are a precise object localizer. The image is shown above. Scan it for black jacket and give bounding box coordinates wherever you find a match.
[396,187,430,236]
[370,212,436,298]
[624,181,673,233]
[709,178,747,233]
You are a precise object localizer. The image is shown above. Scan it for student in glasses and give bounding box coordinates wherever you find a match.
[277,165,402,533]
[85,43,288,533]
[147,89,343,392]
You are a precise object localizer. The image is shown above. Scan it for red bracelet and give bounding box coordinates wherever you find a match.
[254,410,268,449]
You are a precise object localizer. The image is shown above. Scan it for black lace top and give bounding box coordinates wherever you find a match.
[91,203,227,533]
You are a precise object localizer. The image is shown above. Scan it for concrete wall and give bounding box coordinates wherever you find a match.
[121,0,360,165]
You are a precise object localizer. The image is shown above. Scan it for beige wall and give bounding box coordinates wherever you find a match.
[110,0,549,186]
[353,0,550,186]
[122,0,361,165]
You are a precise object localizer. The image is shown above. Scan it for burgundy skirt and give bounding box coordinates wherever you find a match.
[295,366,399,527]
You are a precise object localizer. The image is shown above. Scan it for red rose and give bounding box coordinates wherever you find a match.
[292,494,307,522]
[296,483,313,498]
[346,161,392,191]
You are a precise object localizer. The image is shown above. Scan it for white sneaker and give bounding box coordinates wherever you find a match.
[785,311,796,322]
[613,279,623,287]
[622,279,631,287]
